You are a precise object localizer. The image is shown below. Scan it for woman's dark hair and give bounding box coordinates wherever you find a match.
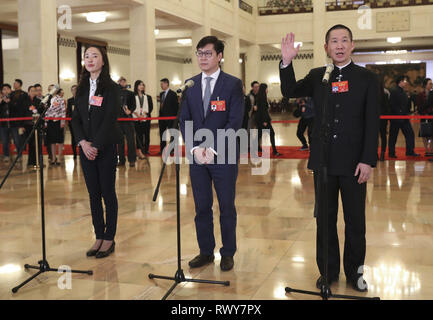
[256,83,268,108]
[77,45,111,96]
[134,80,145,95]
[422,78,432,88]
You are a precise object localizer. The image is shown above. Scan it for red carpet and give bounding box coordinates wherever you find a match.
[1,145,430,161]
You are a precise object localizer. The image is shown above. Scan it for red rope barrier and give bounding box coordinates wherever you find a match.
[0,115,432,123]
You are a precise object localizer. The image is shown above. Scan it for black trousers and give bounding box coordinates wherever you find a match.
[80,144,118,241]
[296,117,314,147]
[117,122,136,163]
[388,119,415,155]
[258,123,278,153]
[23,125,36,166]
[314,172,366,280]
[159,119,174,152]
[135,121,151,154]
[69,126,77,157]
[379,119,388,154]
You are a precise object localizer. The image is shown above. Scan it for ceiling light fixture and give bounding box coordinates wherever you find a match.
[85,12,108,24]
[177,39,192,45]
[387,37,402,44]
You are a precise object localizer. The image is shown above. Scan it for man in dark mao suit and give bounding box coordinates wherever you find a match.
[180,36,244,272]
[279,25,380,292]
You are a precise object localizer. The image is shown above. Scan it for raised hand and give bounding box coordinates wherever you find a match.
[281,33,301,66]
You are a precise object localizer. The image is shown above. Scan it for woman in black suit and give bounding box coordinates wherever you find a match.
[255,83,281,156]
[72,45,121,259]
[132,80,153,158]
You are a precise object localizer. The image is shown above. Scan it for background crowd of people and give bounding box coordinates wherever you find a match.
[1,74,433,166]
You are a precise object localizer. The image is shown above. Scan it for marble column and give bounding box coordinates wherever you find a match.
[245,44,260,89]
[129,0,157,98]
[17,0,58,90]
[191,0,211,75]
[312,0,327,68]
[222,0,241,78]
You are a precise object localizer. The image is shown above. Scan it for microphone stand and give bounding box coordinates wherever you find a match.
[148,87,230,300]
[0,100,93,294]
[284,79,380,300]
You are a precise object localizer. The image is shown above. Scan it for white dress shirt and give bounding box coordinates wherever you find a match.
[201,68,221,99]
[89,78,97,110]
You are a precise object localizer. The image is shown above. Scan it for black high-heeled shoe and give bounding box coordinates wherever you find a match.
[95,241,115,259]
[86,241,103,257]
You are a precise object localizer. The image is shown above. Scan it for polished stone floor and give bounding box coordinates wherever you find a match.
[0,117,432,300]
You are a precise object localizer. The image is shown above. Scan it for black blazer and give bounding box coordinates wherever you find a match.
[71,79,122,150]
[280,61,380,176]
[389,86,410,116]
[66,97,76,118]
[159,89,179,117]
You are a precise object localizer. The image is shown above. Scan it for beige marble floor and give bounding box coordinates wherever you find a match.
[0,115,432,300]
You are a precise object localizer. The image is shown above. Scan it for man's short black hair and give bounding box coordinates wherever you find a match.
[422,78,432,88]
[14,79,23,87]
[251,81,259,88]
[160,78,169,85]
[396,75,408,86]
[1,83,12,90]
[34,83,42,88]
[28,85,34,92]
[325,24,353,44]
[196,36,225,55]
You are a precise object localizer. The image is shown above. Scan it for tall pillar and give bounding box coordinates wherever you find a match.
[130,0,157,98]
[222,0,241,78]
[245,44,260,89]
[191,0,211,75]
[312,0,327,68]
[17,0,58,90]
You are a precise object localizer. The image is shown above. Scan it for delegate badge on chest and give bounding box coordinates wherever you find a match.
[90,96,103,107]
[210,100,226,112]
[332,81,349,94]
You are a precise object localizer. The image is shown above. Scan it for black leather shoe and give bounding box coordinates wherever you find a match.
[347,276,368,292]
[379,152,385,161]
[220,256,234,271]
[188,254,214,268]
[273,152,282,157]
[86,242,103,257]
[389,154,397,158]
[406,153,420,157]
[316,275,339,289]
[95,241,115,259]
[117,162,125,167]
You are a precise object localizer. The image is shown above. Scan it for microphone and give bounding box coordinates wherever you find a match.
[176,80,194,93]
[322,64,334,84]
[40,84,60,105]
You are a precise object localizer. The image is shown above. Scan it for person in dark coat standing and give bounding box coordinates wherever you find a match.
[280,25,380,292]
[67,85,78,159]
[117,77,137,167]
[158,78,179,154]
[388,75,420,158]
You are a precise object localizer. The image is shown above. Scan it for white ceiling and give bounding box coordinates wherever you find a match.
[1,0,433,59]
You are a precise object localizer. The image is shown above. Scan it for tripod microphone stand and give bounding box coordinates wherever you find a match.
[148,88,230,300]
[284,79,379,300]
[0,103,93,294]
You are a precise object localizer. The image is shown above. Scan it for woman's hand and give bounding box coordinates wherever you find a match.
[80,140,98,160]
